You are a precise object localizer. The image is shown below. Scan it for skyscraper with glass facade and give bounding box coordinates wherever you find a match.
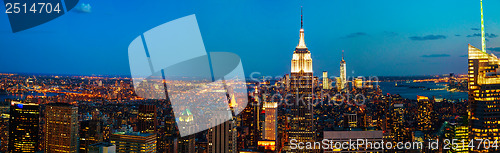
[8,101,39,153]
[467,1,500,152]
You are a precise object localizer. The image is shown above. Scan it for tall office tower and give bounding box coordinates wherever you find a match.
[335,77,342,91]
[237,96,258,150]
[417,96,434,139]
[322,71,329,90]
[8,101,39,153]
[44,103,78,153]
[137,104,157,133]
[79,120,103,153]
[339,50,347,91]
[445,121,469,153]
[468,1,500,152]
[110,132,157,152]
[264,102,277,141]
[158,116,177,153]
[391,104,406,144]
[178,135,196,153]
[177,109,195,153]
[288,8,316,150]
[208,111,237,153]
[0,114,9,153]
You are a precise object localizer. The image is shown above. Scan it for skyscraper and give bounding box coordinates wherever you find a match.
[44,103,79,153]
[322,71,329,90]
[208,110,237,153]
[417,96,433,139]
[8,101,39,153]
[264,102,277,141]
[339,50,347,91]
[177,109,196,153]
[288,7,316,152]
[468,1,500,152]
[79,120,103,153]
[391,104,406,144]
[0,114,9,153]
[237,96,258,150]
[137,104,157,133]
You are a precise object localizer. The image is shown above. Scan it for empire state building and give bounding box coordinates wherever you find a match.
[289,8,316,151]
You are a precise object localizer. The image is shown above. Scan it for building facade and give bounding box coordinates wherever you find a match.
[44,103,79,153]
[79,120,104,153]
[467,1,500,152]
[208,111,237,153]
[8,101,39,153]
[288,8,316,152]
[322,71,329,90]
[137,104,157,133]
[264,102,277,141]
[417,96,433,139]
[110,132,156,153]
[339,51,347,91]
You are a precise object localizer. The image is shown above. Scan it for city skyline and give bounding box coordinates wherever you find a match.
[1,0,500,76]
[0,1,499,153]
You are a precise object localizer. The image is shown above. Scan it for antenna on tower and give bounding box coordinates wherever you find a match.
[342,50,344,60]
[301,6,303,29]
[481,0,486,52]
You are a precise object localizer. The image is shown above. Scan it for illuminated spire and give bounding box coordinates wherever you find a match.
[481,0,486,52]
[297,7,307,49]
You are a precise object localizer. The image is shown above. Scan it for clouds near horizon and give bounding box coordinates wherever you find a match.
[341,32,367,39]
[409,35,446,41]
[421,54,450,58]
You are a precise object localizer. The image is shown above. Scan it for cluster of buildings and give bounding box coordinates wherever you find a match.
[0,1,499,153]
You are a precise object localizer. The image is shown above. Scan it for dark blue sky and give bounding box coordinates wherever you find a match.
[1,0,500,77]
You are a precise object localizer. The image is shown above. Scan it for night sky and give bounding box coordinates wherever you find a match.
[1,0,500,77]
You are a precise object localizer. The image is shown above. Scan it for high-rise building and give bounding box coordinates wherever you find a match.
[288,8,316,151]
[0,114,9,153]
[391,104,406,144]
[468,1,500,152]
[445,122,469,153]
[177,109,196,153]
[110,132,156,152]
[208,111,237,153]
[79,120,104,153]
[157,116,177,153]
[335,77,342,91]
[178,135,196,153]
[322,71,329,90]
[237,96,259,150]
[417,96,433,139]
[339,50,347,91]
[264,102,277,141]
[137,104,157,133]
[44,103,79,153]
[8,101,39,153]
[353,77,363,89]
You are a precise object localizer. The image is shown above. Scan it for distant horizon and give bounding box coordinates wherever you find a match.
[0,71,466,79]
